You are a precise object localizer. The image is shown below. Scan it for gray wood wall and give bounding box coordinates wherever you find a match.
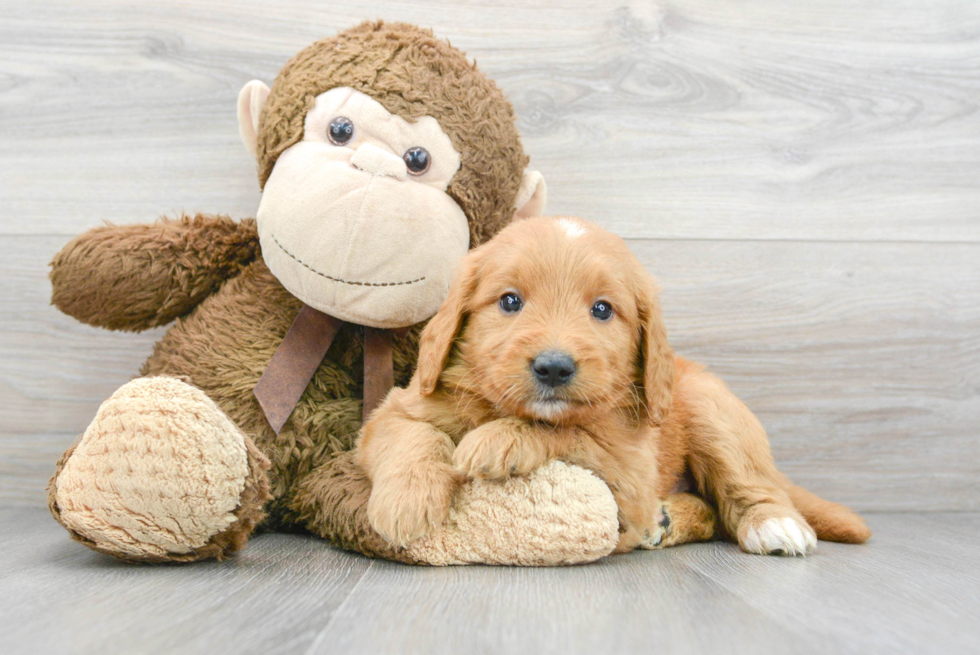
[2,0,978,511]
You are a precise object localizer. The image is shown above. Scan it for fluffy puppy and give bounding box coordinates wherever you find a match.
[357,216,871,556]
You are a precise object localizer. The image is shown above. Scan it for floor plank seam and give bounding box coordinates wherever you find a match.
[301,558,376,654]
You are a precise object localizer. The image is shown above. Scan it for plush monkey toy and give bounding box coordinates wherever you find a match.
[46,21,625,565]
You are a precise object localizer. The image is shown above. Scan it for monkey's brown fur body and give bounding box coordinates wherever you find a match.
[46,22,539,564]
[48,214,415,560]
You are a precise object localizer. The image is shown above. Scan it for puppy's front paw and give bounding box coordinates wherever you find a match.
[453,420,547,480]
[367,464,458,547]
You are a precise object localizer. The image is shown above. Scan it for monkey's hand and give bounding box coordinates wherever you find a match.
[51,214,259,331]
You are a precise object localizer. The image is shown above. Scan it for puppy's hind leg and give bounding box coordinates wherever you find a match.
[679,369,817,556]
[655,493,718,548]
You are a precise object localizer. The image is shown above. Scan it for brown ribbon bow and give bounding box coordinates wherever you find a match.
[253,304,396,434]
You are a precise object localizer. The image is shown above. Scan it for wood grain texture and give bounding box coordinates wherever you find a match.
[1,0,979,240]
[0,509,373,655]
[3,236,977,510]
[1,0,978,511]
[1,508,978,655]
[640,238,980,512]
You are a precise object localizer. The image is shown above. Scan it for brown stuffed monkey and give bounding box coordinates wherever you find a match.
[46,21,628,565]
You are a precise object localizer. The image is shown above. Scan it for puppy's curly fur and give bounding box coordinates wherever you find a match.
[358,217,871,556]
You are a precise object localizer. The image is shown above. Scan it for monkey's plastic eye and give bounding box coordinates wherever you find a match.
[591,301,613,321]
[499,292,523,314]
[404,147,431,175]
[328,117,354,145]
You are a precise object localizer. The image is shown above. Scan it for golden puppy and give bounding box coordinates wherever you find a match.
[357,216,871,555]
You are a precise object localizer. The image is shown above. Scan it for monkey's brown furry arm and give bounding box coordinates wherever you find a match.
[50,214,260,331]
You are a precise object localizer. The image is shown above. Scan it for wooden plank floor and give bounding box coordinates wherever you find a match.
[0,508,977,655]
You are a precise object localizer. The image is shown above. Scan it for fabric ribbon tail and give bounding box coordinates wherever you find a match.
[254,305,342,434]
[362,326,394,423]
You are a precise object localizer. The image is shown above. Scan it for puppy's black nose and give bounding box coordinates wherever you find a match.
[531,351,576,388]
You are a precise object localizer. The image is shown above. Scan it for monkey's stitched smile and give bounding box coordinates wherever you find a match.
[271,234,426,287]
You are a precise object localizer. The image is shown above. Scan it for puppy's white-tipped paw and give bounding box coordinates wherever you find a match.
[740,517,817,556]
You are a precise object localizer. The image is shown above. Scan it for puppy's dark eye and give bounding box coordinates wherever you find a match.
[404,147,431,175]
[499,292,523,314]
[591,300,614,321]
[328,117,354,145]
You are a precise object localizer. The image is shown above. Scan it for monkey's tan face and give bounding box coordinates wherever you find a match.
[256,88,469,328]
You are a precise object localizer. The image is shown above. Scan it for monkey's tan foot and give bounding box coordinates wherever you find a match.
[737,503,817,556]
[48,377,271,563]
[654,493,718,549]
[406,460,619,565]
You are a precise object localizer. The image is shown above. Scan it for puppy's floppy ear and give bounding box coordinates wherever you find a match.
[417,249,484,395]
[636,275,674,425]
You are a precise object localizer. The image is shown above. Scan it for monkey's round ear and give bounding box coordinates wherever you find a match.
[514,170,547,219]
[237,80,271,158]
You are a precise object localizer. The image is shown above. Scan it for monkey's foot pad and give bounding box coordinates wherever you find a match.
[52,377,252,560]
[406,460,620,566]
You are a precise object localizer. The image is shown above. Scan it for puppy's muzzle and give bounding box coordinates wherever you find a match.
[531,351,576,388]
